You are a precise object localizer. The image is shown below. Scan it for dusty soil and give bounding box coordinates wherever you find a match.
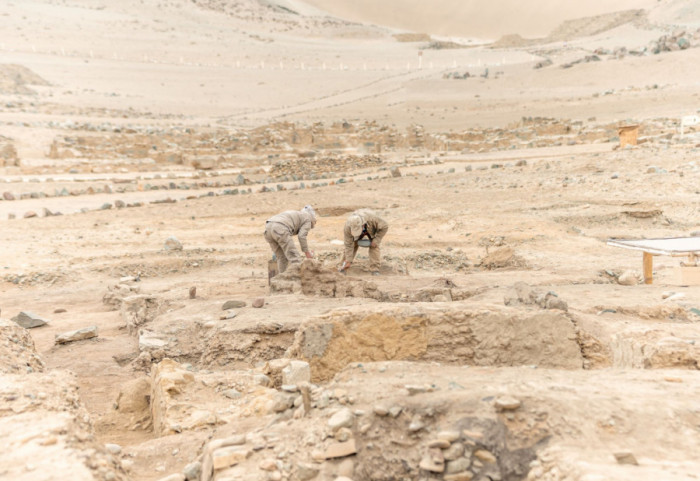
[1,1,700,481]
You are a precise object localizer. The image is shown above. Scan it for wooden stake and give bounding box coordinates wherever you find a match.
[643,252,653,284]
[300,383,311,416]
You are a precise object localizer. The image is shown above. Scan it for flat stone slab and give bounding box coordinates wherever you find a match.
[55,326,98,344]
[12,311,49,329]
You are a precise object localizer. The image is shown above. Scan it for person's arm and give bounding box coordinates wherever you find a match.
[343,226,356,266]
[297,218,313,255]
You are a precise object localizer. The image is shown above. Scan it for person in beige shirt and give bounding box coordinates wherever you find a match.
[264,205,316,273]
[340,209,388,275]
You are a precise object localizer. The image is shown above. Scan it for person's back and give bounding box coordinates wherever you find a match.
[267,210,307,234]
[264,206,316,273]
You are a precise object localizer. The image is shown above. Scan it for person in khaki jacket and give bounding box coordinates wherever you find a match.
[339,209,388,275]
[264,205,316,273]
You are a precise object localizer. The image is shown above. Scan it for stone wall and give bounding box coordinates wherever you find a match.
[287,304,584,382]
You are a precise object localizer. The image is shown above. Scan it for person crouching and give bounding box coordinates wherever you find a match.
[339,209,388,276]
[264,205,316,273]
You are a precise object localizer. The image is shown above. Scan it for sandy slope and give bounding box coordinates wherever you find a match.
[301,0,661,39]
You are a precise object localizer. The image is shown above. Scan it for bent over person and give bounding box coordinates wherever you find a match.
[264,205,316,273]
[340,209,388,275]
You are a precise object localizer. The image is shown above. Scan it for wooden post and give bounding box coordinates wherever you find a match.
[643,252,653,284]
[300,383,311,416]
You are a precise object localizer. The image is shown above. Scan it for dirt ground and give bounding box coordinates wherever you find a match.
[1,1,700,481]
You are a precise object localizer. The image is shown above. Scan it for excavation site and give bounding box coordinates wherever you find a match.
[2,1,700,481]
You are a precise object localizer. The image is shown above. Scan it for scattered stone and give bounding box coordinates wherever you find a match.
[212,446,251,470]
[390,166,402,177]
[474,449,497,464]
[54,308,67,314]
[55,326,98,344]
[613,451,638,465]
[373,405,389,416]
[220,310,237,320]
[183,461,201,481]
[189,286,196,299]
[544,294,568,311]
[12,311,49,329]
[443,442,465,461]
[283,360,310,386]
[223,388,242,399]
[617,270,639,286]
[428,439,451,449]
[408,417,425,432]
[495,396,521,410]
[406,384,433,395]
[419,448,445,473]
[328,408,354,430]
[105,443,122,455]
[438,430,461,442]
[259,459,278,471]
[335,427,353,442]
[222,300,246,310]
[164,236,183,251]
[389,406,403,418]
[323,439,357,459]
[23,211,37,218]
[446,457,472,474]
[252,297,265,308]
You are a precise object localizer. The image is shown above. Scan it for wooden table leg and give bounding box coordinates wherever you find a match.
[643,252,653,284]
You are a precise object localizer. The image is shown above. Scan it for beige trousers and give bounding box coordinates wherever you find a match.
[264,222,301,273]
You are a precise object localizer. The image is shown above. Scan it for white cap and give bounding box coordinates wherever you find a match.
[347,214,363,237]
[302,205,316,220]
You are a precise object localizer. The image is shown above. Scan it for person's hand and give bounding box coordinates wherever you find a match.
[305,251,314,259]
[341,261,351,270]
[370,241,377,248]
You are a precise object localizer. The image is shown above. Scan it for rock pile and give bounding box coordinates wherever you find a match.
[0,317,129,480]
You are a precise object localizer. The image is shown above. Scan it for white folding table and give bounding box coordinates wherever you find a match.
[607,237,700,284]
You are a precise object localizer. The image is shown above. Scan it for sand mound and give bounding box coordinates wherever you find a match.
[303,0,659,39]
[0,64,50,95]
[492,9,648,47]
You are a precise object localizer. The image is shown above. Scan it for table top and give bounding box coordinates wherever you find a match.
[607,237,700,256]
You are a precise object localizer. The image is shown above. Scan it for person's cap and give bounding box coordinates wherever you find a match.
[302,205,316,220]
[347,214,363,237]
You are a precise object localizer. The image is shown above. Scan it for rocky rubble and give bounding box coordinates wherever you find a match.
[0,317,129,481]
[36,116,681,174]
[0,318,45,374]
[147,361,700,481]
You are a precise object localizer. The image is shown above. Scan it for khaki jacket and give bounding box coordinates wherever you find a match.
[344,209,388,261]
[266,210,315,253]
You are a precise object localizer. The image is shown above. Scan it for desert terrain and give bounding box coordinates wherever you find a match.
[1,1,700,481]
